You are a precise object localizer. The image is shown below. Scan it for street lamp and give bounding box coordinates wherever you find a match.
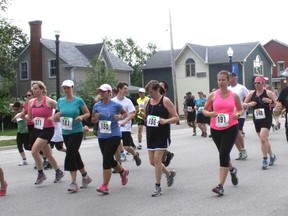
[55,30,60,99]
[227,47,234,72]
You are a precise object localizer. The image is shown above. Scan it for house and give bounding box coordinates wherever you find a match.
[142,42,274,115]
[263,39,288,91]
[16,20,133,98]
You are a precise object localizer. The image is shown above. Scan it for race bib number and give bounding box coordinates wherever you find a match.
[254,108,265,119]
[187,106,193,112]
[216,114,229,127]
[34,117,44,130]
[99,120,111,133]
[60,117,73,130]
[146,115,160,127]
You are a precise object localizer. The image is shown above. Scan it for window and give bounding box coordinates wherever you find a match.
[277,61,285,76]
[20,62,28,80]
[49,59,56,78]
[185,58,195,77]
[196,72,207,78]
[253,55,263,75]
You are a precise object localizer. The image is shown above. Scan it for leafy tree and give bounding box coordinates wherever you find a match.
[0,0,28,129]
[104,37,157,87]
[77,57,117,110]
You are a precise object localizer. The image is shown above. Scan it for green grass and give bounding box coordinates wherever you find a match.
[0,139,16,147]
[0,128,17,136]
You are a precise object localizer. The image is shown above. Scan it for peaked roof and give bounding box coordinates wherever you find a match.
[264,39,288,48]
[142,41,274,69]
[40,39,132,71]
[141,49,181,69]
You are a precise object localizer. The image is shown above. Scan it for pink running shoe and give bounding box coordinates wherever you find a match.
[120,169,129,185]
[96,184,109,194]
[0,181,7,196]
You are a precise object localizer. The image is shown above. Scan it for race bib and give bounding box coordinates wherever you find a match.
[139,104,145,109]
[187,106,193,112]
[34,117,44,130]
[146,115,160,127]
[216,114,229,127]
[60,117,73,130]
[99,120,112,133]
[254,108,265,119]
[198,107,204,112]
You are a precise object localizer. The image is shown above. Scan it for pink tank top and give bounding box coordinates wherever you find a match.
[210,90,238,130]
[31,96,54,128]
[23,102,34,126]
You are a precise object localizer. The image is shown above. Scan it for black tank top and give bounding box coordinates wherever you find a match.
[146,96,170,139]
[251,90,272,122]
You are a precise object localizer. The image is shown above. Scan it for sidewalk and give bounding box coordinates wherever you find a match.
[0,136,16,141]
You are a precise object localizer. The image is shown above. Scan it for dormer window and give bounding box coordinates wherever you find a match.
[253,55,263,75]
[185,58,195,77]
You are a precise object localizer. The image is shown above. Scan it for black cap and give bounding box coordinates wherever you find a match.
[186,92,192,95]
[231,72,237,77]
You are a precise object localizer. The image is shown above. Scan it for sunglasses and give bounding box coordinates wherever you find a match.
[254,82,263,84]
[26,94,32,97]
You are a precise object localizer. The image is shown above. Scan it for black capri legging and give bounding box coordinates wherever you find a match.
[63,132,84,171]
[210,124,239,167]
[98,136,121,169]
[17,132,31,152]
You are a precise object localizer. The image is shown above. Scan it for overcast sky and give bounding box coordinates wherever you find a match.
[3,0,288,51]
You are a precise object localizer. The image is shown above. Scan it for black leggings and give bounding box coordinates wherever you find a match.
[98,137,121,169]
[17,132,31,153]
[63,132,84,171]
[211,124,238,167]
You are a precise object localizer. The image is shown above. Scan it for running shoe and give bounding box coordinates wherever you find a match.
[80,176,92,188]
[19,160,28,166]
[137,144,142,150]
[68,182,79,193]
[262,159,268,170]
[120,169,129,185]
[166,170,176,187]
[212,184,224,195]
[230,168,239,186]
[269,154,277,166]
[241,149,248,160]
[235,152,243,160]
[44,162,52,170]
[120,152,127,162]
[192,132,196,136]
[0,181,7,196]
[96,184,109,194]
[164,152,174,167]
[133,152,142,166]
[35,173,47,185]
[151,186,162,197]
[54,170,64,183]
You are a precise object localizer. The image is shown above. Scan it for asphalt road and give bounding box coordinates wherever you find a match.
[1,118,288,216]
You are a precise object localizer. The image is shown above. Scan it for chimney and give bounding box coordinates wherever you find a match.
[29,20,43,81]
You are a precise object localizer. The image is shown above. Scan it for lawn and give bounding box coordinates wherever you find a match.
[0,128,17,136]
[0,128,95,148]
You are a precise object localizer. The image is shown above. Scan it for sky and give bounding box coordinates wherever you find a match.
[3,0,288,51]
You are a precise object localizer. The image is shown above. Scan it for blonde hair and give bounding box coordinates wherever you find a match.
[31,81,47,95]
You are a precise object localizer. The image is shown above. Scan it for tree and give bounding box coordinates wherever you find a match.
[0,0,28,130]
[77,57,117,110]
[104,37,157,87]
